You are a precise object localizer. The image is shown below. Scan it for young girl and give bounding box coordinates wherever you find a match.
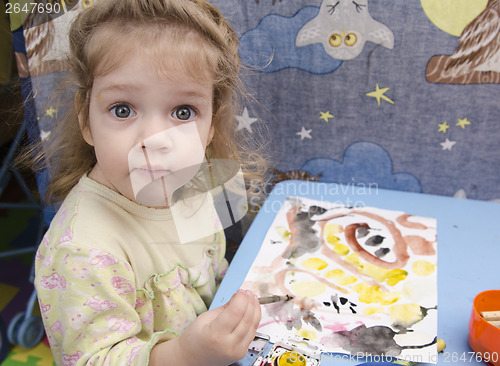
[32,0,265,365]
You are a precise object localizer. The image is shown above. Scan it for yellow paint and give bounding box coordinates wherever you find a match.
[354,283,383,304]
[412,260,436,276]
[382,291,401,305]
[339,275,358,286]
[363,306,385,315]
[345,253,407,286]
[437,338,446,352]
[345,253,382,279]
[332,243,349,256]
[353,283,400,305]
[384,269,408,286]
[345,253,362,267]
[291,281,327,297]
[296,328,318,341]
[277,351,307,366]
[276,226,291,241]
[389,303,423,327]
[421,0,488,36]
[326,234,341,245]
[325,269,357,285]
[325,269,344,280]
[302,258,328,271]
[324,223,343,236]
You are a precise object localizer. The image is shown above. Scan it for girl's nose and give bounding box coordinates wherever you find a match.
[142,128,174,151]
[140,115,174,150]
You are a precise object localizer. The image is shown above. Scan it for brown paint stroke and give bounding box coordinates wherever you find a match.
[344,223,408,269]
[396,214,427,230]
[278,205,301,262]
[317,216,389,291]
[405,236,436,256]
[320,211,410,270]
[278,205,389,295]
[319,234,389,291]
[273,205,416,299]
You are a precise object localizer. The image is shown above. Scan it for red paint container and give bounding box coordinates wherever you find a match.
[468,290,500,366]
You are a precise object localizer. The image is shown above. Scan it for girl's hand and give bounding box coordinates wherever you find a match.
[177,289,261,366]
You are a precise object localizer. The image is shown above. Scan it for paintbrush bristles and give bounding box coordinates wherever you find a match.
[488,320,500,328]
[480,311,500,328]
[258,295,294,305]
[481,310,500,321]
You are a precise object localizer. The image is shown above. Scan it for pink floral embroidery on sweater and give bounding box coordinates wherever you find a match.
[62,351,83,366]
[111,276,134,296]
[40,272,67,290]
[90,251,119,268]
[85,296,118,312]
[106,316,135,333]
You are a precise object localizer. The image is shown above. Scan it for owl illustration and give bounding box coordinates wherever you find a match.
[426,0,500,84]
[296,0,394,60]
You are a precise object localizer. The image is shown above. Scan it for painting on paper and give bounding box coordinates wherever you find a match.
[241,197,437,363]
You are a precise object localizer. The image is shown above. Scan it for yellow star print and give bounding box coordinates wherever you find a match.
[45,107,57,118]
[366,84,395,106]
[438,121,450,133]
[319,110,334,122]
[456,118,471,129]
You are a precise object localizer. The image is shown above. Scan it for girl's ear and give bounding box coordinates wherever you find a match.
[76,99,94,146]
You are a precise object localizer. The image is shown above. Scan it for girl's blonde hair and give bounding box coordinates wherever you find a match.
[26,0,267,203]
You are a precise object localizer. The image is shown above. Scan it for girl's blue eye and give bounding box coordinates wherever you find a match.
[111,104,134,118]
[173,106,195,121]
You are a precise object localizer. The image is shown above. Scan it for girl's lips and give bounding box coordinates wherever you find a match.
[133,167,171,180]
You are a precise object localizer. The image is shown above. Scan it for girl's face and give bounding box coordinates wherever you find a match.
[81,51,214,207]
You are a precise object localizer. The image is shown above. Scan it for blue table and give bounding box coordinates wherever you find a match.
[211,181,500,365]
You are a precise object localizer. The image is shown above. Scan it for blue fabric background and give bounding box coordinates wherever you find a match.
[211,0,500,201]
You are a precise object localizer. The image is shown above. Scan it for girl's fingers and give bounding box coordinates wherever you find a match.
[232,291,261,343]
[210,289,250,334]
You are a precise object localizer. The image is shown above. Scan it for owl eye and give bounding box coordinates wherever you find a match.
[345,33,357,46]
[329,34,342,47]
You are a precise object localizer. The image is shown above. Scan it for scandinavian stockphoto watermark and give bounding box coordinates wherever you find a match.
[248,179,380,215]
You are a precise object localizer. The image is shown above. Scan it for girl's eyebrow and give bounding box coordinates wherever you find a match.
[181,90,212,100]
[97,84,140,95]
[97,84,210,98]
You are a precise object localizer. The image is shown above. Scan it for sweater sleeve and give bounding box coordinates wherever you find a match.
[35,242,157,365]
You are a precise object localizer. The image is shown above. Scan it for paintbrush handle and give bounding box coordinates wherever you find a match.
[481,310,500,321]
[258,295,292,305]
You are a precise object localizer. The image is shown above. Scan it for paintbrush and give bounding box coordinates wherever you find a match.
[480,310,500,328]
[258,294,294,305]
